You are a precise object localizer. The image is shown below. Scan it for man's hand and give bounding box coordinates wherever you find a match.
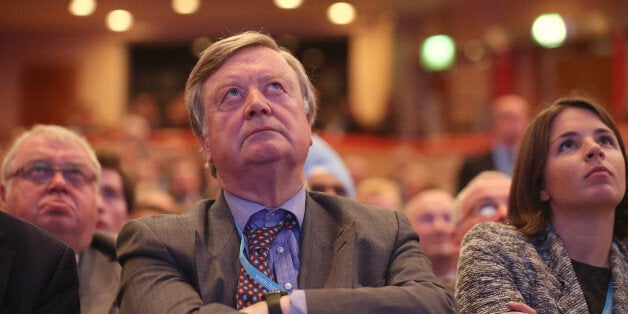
[239,300,268,314]
[506,301,537,314]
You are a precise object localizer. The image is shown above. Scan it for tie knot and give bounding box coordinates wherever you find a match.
[245,211,297,251]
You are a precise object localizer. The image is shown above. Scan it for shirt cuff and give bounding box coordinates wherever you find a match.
[289,289,307,314]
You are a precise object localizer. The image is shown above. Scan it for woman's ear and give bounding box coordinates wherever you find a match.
[539,189,550,202]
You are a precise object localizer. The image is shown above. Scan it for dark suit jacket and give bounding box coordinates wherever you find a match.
[117,192,457,313]
[0,211,80,314]
[456,151,495,192]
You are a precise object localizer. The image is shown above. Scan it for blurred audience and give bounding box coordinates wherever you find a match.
[342,153,370,188]
[456,94,530,192]
[165,92,190,128]
[356,176,403,211]
[452,170,511,246]
[129,92,163,129]
[304,133,355,198]
[132,186,178,219]
[306,165,348,197]
[0,125,120,314]
[166,156,206,211]
[402,189,458,291]
[96,148,135,234]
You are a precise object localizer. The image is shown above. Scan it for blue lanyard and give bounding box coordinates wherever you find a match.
[602,280,613,314]
[235,223,286,293]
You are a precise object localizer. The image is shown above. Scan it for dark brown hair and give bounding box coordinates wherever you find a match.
[96,148,136,212]
[508,95,628,239]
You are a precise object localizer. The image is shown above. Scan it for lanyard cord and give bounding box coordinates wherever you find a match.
[235,223,287,293]
[602,280,613,314]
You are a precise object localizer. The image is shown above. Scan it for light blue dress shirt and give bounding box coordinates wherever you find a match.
[224,188,308,313]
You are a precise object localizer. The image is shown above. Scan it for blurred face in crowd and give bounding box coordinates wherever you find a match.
[97,168,129,234]
[200,46,312,188]
[1,135,99,253]
[307,170,347,197]
[455,175,511,244]
[169,158,202,199]
[541,107,626,217]
[493,95,530,148]
[404,190,457,258]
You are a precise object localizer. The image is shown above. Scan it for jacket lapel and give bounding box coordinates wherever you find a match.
[299,195,355,289]
[609,240,627,311]
[540,227,589,313]
[194,195,240,304]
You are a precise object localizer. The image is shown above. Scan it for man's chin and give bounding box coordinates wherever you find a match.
[37,215,76,233]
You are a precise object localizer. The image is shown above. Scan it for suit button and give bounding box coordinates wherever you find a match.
[284,283,292,290]
[276,246,284,253]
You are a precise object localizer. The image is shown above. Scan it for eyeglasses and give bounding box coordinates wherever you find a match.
[7,160,96,187]
[459,201,503,226]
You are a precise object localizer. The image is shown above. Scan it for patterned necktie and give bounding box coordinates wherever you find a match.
[236,211,297,309]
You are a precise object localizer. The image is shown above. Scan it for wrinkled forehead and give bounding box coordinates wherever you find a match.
[215,46,295,78]
[12,135,93,167]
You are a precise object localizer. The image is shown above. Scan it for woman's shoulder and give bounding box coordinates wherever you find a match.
[466,221,520,237]
[462,222,529,248]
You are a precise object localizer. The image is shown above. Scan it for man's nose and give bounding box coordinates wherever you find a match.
[245,89,272,118]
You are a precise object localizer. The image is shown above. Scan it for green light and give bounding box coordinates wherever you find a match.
[420,35,456,72]
[531,13,567,48]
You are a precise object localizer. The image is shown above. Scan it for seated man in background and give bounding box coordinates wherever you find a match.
[0,124,120,314]
[0,210,80,313]
[402,189,458,292]
[96,148,135,234]
[452,170,511,246]
[116,31,457,313]
[456,94,530,192]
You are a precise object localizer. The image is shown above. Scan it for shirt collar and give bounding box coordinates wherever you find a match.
[224,187,306,230]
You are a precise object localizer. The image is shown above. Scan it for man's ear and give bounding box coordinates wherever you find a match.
[539,189,550,202]
[201,135,212,164]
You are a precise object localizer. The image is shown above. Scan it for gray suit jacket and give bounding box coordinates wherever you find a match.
[117,191,457,313]
[80,231,121,314]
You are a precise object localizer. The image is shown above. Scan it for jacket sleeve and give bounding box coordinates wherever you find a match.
[116,218,239,314]
[455,223,527,314]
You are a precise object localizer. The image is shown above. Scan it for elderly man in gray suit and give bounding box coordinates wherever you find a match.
[116,31,457,314]
[1,125,120,314]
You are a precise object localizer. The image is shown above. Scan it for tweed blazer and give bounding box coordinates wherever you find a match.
[456,222,628,314]
[0,211,79,314]
[116,191,457,313]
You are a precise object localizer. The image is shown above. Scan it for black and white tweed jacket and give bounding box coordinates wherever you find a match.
[455,222,627,314]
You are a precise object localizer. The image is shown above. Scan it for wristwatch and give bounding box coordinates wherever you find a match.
[263,290,288,314]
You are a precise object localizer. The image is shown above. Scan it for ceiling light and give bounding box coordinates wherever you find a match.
[420,35,456,71]
[106,10,134,32]
[274,0,304,9]
[327,2,356,25]
[68,0,96,16]
[531,13,567,48]
[172,0,200,14]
